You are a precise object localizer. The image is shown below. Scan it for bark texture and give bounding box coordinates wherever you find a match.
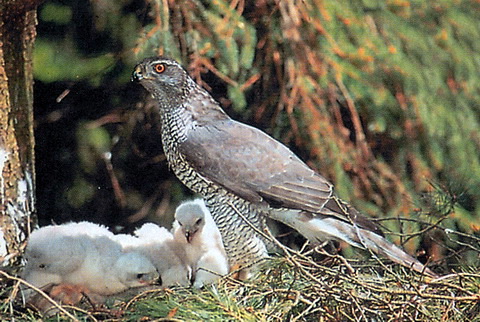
[0,0,42,267]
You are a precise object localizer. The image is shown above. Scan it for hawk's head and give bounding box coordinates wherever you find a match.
[132,57,188,101]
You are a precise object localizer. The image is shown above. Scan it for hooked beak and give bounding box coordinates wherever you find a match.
[132,65,145,82]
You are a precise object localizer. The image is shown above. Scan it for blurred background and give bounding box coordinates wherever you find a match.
[33,0,480,270]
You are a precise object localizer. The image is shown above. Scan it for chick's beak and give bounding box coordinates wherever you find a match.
[185,231,192,243]
[140,270,160,284]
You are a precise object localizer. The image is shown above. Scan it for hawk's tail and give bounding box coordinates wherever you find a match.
[272,211,438,277]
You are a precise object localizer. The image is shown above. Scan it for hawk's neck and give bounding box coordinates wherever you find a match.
[159,79,229,166]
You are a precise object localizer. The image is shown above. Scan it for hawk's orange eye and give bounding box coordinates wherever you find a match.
[154,63,166,73]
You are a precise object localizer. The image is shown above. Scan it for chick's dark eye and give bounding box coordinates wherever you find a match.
[137,273,144,279]
[196,218,202,225]
[154,63,166,74]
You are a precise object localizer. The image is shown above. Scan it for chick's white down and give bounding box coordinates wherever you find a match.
[172,199,229,288]
[114,223,192,287]
[22,222,159,297]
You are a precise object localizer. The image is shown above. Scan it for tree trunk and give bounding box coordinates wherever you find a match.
[0,0,42,268]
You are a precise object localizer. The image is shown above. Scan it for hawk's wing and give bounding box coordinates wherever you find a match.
[180,119,337,216]
[179,119,382,233]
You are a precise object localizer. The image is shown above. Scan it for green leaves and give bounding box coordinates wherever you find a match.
[34,39,115,84]
[40,3,72,25]
[227,85,247,112]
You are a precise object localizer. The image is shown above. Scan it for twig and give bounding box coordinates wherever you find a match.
[444,229,480,253]
[0,270,80,321]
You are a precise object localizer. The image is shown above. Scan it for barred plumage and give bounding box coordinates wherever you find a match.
[132,57,437,278]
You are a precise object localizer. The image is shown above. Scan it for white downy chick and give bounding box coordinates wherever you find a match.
[22,221,159,301]
[172,199,229,288]
[115,223,191,287]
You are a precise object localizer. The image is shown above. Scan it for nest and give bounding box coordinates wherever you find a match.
[1,243,479,321]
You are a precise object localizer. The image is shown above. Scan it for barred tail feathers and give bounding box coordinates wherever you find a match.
[271,210,437,277]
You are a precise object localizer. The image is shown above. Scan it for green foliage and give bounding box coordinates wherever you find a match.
[227,85,247,112]
[65,176,96,209]
[126,286,260,321]
[34,39,115,84]
[40,3,72,24]
[76,122,112,172]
